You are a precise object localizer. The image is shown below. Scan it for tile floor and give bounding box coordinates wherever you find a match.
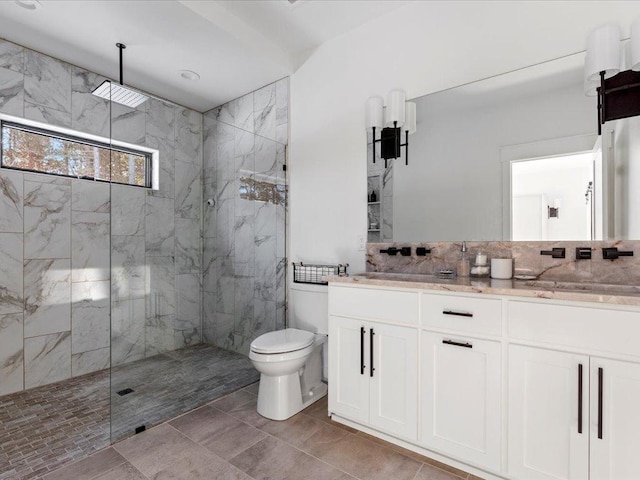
[111,344,259,442]
[0,344,259,480]
[42,384,485,480]
[0,371,110,480]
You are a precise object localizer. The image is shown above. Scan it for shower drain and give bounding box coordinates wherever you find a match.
[116,388,134,396]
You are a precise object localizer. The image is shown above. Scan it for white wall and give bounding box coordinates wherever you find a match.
[288,1,640,329]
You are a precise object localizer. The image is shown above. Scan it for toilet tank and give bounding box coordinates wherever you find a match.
[290,284,329,380]
[289,285,328,334]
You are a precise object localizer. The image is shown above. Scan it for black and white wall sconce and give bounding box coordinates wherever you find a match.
[366,90,416,168]
[584,20,640,135]
[547,199,561,219]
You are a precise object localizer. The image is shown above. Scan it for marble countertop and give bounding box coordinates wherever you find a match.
[327,272,640,307]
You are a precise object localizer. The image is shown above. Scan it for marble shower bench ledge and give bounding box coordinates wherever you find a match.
[326,272,640,307]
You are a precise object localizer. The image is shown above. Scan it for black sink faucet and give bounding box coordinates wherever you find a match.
[540,248,565,259]
[602,247,634,260]
[380,246,411,256]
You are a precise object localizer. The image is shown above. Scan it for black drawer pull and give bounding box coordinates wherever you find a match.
[578,363,583,434]
[442,310,473,318]
[370,328,375,377]
[598,367,603,439]
[442,339,473,349]
[360,326,365,375]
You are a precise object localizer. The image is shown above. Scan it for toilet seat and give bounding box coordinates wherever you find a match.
[250,328,315,354]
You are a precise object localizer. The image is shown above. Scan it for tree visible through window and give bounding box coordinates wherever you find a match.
[1,122,150,187]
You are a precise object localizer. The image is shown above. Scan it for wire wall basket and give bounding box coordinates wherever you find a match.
[292,262,349,285]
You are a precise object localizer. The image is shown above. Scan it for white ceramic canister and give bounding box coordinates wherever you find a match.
[490,258,513,279]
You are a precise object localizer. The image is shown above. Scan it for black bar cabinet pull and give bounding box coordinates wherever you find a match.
[442,310,473,318]
[360,327,365,375]
[442,339,473,349]
[370,329,375,377]
[578,364,583,434]
[598,367,604,439]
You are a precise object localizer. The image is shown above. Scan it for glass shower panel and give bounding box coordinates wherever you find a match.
[109,88,214,442]
[109,78,287,443]
[202,118,286,354]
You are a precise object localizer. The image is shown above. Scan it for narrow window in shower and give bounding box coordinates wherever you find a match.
[0,116,155,188]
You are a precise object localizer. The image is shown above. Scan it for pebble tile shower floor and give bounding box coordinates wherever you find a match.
[0,344,259,480]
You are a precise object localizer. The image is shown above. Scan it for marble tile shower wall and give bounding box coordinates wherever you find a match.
[202,78,288,355]
[0,38,203,396]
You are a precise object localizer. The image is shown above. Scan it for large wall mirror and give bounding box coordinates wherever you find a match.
[366,51,640,243]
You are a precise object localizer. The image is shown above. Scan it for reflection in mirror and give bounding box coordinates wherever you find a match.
[367,52,640,242]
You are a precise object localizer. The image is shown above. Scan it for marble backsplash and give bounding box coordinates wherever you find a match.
[367,240,640,285]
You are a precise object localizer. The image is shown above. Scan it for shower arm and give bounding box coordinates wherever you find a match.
[116,43,125,85]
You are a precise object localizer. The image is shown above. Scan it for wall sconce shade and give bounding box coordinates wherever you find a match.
[585,24,621,81]
[584,76,599,97]
[368,89,415,167]
[632,18,640,71]
[385,89,406,127]
[584,20,640,135]
[366,96,384,130]
[403,102,417,134]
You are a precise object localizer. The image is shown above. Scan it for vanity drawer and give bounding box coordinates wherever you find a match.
[508,300,640,357]
[421,292,502,336]
[329,285,419,325]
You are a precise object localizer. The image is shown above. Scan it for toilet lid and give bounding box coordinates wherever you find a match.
[251,328,315,354]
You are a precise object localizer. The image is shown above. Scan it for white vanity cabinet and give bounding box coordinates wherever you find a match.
[421,331,502,471]
[508,345,589,480]
[508,301,640,480]
[589,357,640,480]
[328,285,419,441]
[328,281,640,480]
[420,292,502,471]
[328,315,370,423]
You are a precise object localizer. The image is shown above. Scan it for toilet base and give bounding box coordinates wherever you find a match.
[256,374,327,421]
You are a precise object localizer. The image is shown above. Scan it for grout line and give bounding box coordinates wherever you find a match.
[411,464,425,480]
[180,394,358,478]
[352,427,470,479]
[219,402,359,478]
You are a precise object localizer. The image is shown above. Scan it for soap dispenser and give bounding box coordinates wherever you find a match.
[457,241,470,277]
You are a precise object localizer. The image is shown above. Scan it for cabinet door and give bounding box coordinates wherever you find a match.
[421,332,501,471]
[368,322,418,440]
[328,315,369,423]
[508,345,589,480]
[590,357,640,480]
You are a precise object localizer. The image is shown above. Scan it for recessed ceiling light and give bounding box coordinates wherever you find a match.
[179,70,200,81]
[14,0,41,10]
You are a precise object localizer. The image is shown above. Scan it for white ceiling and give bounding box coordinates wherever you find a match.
[0,0,408,112]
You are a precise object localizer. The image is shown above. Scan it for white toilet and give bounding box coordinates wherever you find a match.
[249,328,327,421]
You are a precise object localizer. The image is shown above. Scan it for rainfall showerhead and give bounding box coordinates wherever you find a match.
[92,43,148,108]
[92,81,148,108]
